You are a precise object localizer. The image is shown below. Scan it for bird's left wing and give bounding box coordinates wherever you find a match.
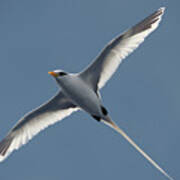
[80,7,165,90]
[0,91,79,162]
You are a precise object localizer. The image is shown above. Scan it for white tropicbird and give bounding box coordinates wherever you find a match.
[0,7,174,180]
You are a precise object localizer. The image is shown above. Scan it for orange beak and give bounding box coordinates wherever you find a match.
[48,71,58,77]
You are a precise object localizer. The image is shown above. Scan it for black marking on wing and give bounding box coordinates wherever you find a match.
[92,115,101,122]
[101,106,108,116]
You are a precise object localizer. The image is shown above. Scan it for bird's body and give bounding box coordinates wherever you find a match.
[56,73,103,117]
[0,7,174,180]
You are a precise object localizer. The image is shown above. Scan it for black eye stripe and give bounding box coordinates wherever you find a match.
[58,72,67,76]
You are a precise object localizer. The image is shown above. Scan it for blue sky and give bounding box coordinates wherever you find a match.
[0,0,179,180]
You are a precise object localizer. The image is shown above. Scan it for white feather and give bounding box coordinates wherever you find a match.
[80,7,165,90]
[0,92,79,162]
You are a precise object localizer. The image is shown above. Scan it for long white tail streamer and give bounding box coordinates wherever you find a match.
[102,120,174,180]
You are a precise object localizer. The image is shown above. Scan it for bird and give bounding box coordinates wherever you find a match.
[0,7,174,180]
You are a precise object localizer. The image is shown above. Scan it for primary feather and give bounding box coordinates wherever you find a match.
[0,92,78,162]
[80,7,165,90]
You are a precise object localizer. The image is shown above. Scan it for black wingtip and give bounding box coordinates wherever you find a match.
[0,136,12,156]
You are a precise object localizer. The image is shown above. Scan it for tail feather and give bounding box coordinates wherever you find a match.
[101,116,174,180]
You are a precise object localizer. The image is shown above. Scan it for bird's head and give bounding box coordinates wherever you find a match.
[48,69,68,79]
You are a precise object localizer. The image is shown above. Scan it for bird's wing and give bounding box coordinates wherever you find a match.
[80,7,165,90]
[0,91,79,162]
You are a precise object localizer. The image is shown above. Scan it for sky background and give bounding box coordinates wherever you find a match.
[0,0,179,180]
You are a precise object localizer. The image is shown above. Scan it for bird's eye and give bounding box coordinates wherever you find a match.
[58,72,67,76]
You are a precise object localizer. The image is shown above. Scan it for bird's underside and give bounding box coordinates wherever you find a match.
[0,7,174,180]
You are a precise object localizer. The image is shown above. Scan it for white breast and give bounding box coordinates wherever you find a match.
[57,74,102,116]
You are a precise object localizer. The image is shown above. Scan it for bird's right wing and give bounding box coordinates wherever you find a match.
[0,91,79,162]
